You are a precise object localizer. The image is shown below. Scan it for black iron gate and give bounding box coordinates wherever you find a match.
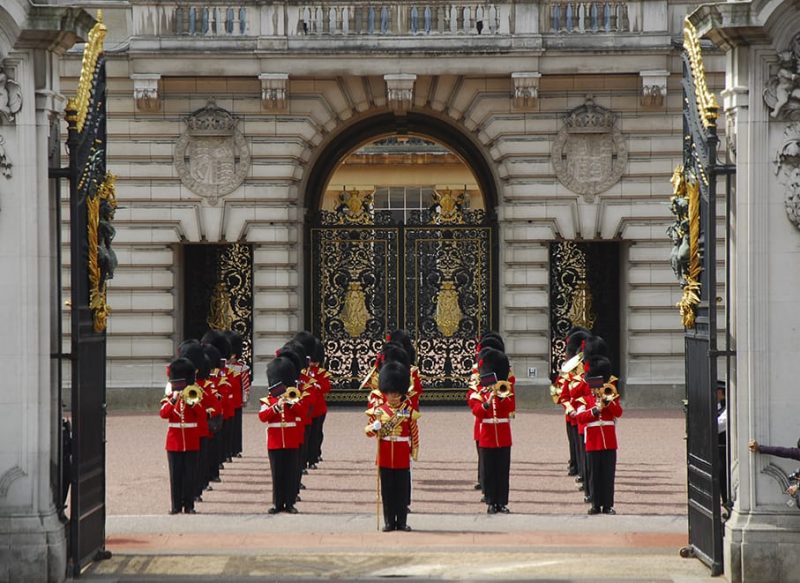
[60,14,113,577]
[548,241,621,378]
[309,191,496,401]
[673,20,734,575]
[183,243,254,364]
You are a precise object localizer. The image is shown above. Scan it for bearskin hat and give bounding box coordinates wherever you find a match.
[480,331,504,345]
[267,356,297,394]
[378,342,410,370]
[273,344,302,378]
[379,361,410,396]
[224,330,244,358]
[202,329,232,360]
[477,335,505,353]
[312,337,325,365]
[584,355,612,383]
[388,329,416,365]
[292,331,317,362]
[179,341,210,381]
[202,343,224,370]
[565,330,592,358]
[478,347,510,382]
[583,336,609,361]
[168,357,196,386]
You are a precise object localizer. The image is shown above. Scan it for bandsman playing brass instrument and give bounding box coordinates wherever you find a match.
[555,329,591,482]
[469,348,514,514]
[365,361,420,532]
[160,357,204,515]
[259,355,303,514]
[576,354,623,515]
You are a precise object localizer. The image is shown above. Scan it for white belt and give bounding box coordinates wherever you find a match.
[381,436,410,442]
[586,420,615,428]
[482,418,510,424]
[168,423,197,428]
[267,422,297,428]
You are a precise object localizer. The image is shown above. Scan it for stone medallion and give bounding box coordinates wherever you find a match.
[174,100,250,204]
[551,97,627,202]
[775,122,800,230]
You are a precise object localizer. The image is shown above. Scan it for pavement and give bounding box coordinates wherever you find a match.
[80,407,722,581]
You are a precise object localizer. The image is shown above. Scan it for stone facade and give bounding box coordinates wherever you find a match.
[59,1,724,407]
[691,1,800,581]
[0,3,93,581]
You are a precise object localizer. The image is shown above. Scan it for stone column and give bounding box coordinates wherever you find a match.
[691,3,800,581]
[0,5,92,582]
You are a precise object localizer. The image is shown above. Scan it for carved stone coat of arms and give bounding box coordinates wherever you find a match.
[175,100,250,204]
[551,98,627,201]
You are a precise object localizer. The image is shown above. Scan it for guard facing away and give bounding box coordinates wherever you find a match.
[365,361,420,532]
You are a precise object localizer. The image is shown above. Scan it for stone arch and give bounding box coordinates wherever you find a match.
[300,110,501,214]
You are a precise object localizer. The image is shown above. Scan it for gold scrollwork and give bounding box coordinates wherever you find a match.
[434,280,463,337]
[74,10,107,133]
[567,280,596,330]
[88,171,116,333]
[677,177,702,328]
[207,281,235,331]
[342,280,369,337]
[334,188,375,224]
[683,19,719,129]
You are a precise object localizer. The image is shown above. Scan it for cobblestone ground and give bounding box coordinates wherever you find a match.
[108,407,687,517]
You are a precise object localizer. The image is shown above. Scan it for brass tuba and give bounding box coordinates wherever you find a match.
[596,382,619,402]
[180,385,203,406]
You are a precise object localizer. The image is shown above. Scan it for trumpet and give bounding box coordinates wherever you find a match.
[549,382,561,404]
[596,382,619,402]
[280,386,302,405]
[491,380,513,399]
[180,385,203,406]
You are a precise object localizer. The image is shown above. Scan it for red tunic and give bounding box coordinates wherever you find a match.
[365,402,420,469]
[576,394,623,451]
[214,369,235,420]
[469,389,514,448]
[227,365,244,409]
[160,396,202,451]
[258,395,301,449]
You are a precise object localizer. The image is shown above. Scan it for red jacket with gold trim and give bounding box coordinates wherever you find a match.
[575,395,623,451]
[258,395,301,450]
[365,402,420,469]
[160,396,202,451]
[469,389,514,448]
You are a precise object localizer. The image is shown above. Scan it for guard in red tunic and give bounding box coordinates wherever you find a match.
[225,330,247,459]
[576,355,622,515]
[555,329,590,479]
[203,330,236,464]
[470,333,506,495]
[307,337,331,467]
[276,343,310,503]
[259,355,302,514]
[160,357,203,514]
[201,343,225,483]
[365,361,420,532]
[469,348,514,514]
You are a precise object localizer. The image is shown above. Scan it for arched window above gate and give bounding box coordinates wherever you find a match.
[320,135,485,226]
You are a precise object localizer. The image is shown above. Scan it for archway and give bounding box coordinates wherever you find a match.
[302,113,500,402]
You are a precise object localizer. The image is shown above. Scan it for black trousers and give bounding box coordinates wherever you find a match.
[223,418,233,460]
[207,430,221,480]
[475,441,484,490]
[566,422,579,474]
[480,446,510,507]
[196,437,208,496]
[167,450,198,512]
[575,431,586,481]
[309,415,325,464]
[587,449,617,510]
[317,413,326,460]
[234,407,243,456]
[300,425,311,470]
[380,467,410,528]
[268,448,297,510]
[718,441,728,505]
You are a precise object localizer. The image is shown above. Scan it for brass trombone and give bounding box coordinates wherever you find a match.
[280,386,302,405]
[491,380,513,399]
[358,365,378,391]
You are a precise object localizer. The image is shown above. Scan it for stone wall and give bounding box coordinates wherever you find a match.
[60,1,724,409]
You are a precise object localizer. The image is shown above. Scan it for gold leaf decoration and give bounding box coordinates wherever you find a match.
[434,280,463,337]
[342,281,369,337]
[683,19,719,129]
